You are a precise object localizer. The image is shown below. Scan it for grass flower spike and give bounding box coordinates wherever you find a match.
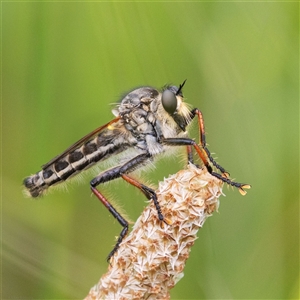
[85,164,224,300]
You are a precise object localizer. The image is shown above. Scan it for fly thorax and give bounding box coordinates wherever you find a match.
[119,94,159,139]
[117,87,162,154]
[121,107,156,139]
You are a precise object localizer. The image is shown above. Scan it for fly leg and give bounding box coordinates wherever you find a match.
[190,108,229,177]
[90,186,128,262]
[163,137,250,195]
[121,174,166,223]
[90,152,166,261]
[186,145,194,165]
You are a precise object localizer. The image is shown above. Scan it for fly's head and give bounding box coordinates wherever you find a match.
[160,80,192,132]
[116,81,192,143]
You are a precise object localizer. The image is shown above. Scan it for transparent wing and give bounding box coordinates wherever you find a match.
[42,116,121,169]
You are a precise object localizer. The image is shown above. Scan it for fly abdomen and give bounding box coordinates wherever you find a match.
[23,168,60,198]
[23,133,131,198]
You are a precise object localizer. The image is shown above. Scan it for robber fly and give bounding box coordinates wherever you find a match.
[23,80,250,261]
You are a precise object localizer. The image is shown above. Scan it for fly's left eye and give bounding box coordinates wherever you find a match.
[162,90,177,115]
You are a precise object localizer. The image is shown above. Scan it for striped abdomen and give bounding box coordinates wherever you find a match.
[23,127,134,198]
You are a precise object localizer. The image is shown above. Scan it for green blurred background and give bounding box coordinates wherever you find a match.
[2,1,298,299]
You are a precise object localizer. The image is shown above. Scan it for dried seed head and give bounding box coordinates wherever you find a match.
[85,164,223,300]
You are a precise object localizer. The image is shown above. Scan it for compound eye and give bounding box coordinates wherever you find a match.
[162,90,177,115]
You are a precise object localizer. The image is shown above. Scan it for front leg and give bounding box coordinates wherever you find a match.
[190,108,229,176]
[162,137,250,195]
